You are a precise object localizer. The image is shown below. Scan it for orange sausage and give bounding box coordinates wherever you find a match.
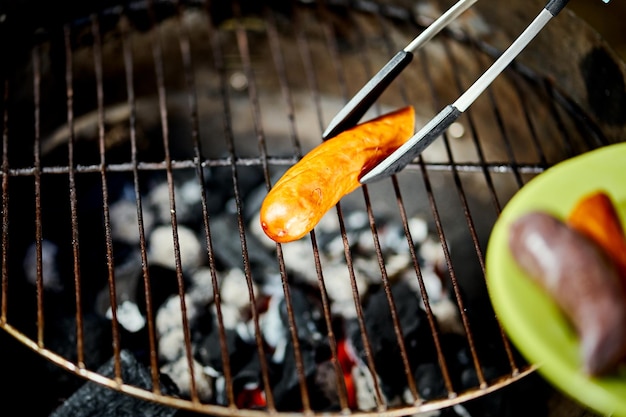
[567,190,626,281]
[260,106,415,243]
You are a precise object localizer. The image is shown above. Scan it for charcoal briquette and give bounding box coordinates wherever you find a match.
[50,350,180,417]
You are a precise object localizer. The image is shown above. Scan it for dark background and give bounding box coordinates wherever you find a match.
[570,0,626,60]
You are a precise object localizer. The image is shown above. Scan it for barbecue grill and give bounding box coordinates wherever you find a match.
[1,0,624,416]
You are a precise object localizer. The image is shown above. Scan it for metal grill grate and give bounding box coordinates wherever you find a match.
[0,1,620,415]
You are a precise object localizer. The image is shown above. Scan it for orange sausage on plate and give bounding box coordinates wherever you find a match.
[508,210,626,376]
[567,190,626,280]
[260,106,415,243]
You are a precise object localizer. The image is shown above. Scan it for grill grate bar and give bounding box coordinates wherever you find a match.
[119,13,163,395]
[319,9,389,410]
[284,5,355,412]
[233,5,289,412]
[545,82,578,159]
[391,174,458,395]
[92,14,121,379]
[418,155,479,391]
[473,69,526,189]
[234,7,311,406]
[1,79,9,325]
[263,3,359,412]
[198,4,241,408]
[264,7,303,161]
[175,0,220,401]
[439,44,506,216]
[336,200,388,409]
[308,232,353,412]
[414,46,489,390]
[210,2,278,411]
[356,6,490,397]
[441,59,526,375]
[379,59,460,403]
[176,3,225,401]
[349,11,423,404]
[63,24,93,375]
[362,185,422,403]
[147,0,201,402]
[449,44,535,382]
[373,13,461,397]
[423,41,518,376]
[32,46,46,347]
[0,159,551,178]
[180,0,244,406]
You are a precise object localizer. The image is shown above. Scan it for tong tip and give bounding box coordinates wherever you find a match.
[360,105,461,184]
[359,149,410,184]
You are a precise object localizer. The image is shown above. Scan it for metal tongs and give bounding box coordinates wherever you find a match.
[322,0,580,184]
[322,0,479,140]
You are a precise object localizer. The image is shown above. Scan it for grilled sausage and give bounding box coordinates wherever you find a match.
[260,106,415,243]
[508,211,626,376]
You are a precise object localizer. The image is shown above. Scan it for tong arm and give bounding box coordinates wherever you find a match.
[359,105,461,184]
[322,0,478,140]
[360,0,573,184]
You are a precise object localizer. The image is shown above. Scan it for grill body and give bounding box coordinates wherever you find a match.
[0,1,624,416]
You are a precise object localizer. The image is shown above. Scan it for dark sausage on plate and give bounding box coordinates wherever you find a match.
[508,210,626,376]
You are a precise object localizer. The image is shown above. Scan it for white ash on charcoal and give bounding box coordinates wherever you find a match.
[154,296,223,403]
[248,202,458,328]
[237,292,288,363]
[95,247,145,333]
[109,198,155,245]
[258,286,329,411]
[141,164,266,233]
[84,166,268,342]
[148,224,203,273]
[160,355,215,403]
[212,302,244,331]
[311,262,366,320]
[350,355,381,411]
[187,266,218,306]
[219,267,259,311]
[22,238,64,293]
[146,171,204,227]
[169,266,335,410]
[159,327,189,363]
[108,181,156,245]
[429,297,466,336]
[105,299,145,333]
[153,266,261,403]
[156,294,200,359]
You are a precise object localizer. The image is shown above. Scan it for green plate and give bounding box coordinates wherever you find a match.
[485,143,626,417]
